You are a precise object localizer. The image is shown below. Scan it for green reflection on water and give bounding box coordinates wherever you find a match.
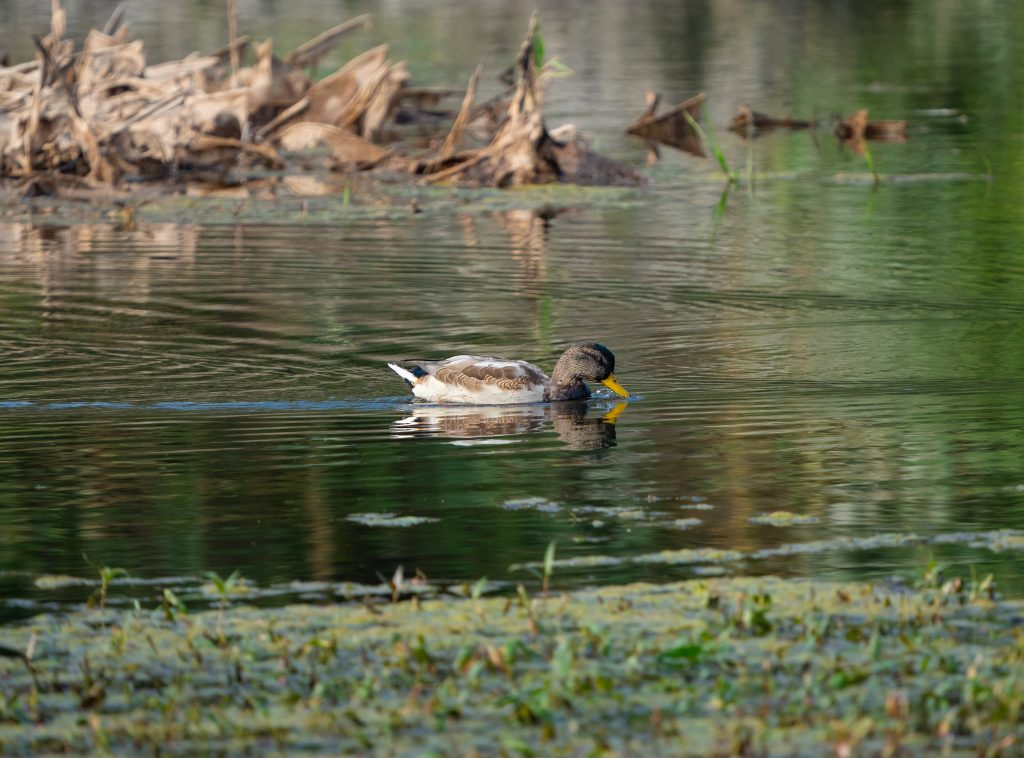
[3,0,1024,613]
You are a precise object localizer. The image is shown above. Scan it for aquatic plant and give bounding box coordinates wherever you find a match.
[684,112,737,184]
[863,140,880,185]
[748,510,820,526]
[87,566,128,611]
[204,570,242,642]
[2,573,1022,755]
[542,541,556,597]
[346,512,440,527]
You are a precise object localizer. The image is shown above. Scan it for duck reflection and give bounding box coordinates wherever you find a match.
[391,401,627,450]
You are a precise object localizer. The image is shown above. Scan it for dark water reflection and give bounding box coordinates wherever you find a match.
[4,1,1024,616]
[391,401,625,450]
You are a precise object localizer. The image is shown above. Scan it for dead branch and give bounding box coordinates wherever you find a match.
[285,15,372,70]
[419,15,643,187]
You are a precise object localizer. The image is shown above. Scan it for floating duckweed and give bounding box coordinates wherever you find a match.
[980,533,1024,551]
[574,506,662,520]
[33,575,95,590]
[2,574,1021,755]
[502,497,562,513]
[664,518,702,530]
[748,511,821,526]
[691,565,729,576]
[346,512,440,527]
[751,532,923,558]
[633,547,744,565]
[678,502,715,511]
[520,529,1024,571]
[511,554,625,571]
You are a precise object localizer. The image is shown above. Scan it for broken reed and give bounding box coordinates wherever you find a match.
[684,112,737,184]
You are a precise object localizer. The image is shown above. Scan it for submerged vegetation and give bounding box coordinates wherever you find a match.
[1,570,1022,755]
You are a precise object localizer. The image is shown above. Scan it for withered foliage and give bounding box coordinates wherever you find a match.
[729,105,814,136]
[0,5,642,196]
[834,108,908,155]
[626,92,706,158]
[414,16,643,187]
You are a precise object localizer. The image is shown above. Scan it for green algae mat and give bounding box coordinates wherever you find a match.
[3,576,1023,756]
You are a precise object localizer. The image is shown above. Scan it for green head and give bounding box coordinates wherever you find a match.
[551,342,630,397]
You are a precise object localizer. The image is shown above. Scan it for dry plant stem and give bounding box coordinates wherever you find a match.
[285,15,373,69]
[227,0,239,88]
[50,0,66,41]
[422,14,642,187]
[422,15,546,185]
[0,6,638,189]
[439,64,483,160]
[256,97,311,141]
[102,4,127,36]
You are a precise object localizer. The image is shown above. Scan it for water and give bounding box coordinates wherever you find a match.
[3,0,1024,617]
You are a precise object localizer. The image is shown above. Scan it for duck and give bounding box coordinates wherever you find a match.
[387,342,630,404]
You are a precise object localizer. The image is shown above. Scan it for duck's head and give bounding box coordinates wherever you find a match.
[552,342,630,397]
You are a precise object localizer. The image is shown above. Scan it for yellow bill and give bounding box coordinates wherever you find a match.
[600,373,630,398]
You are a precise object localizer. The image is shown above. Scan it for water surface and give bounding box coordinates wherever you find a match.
[3,0,1024,617]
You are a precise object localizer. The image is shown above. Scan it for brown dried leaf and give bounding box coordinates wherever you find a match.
[439,64,483,160]
[626,92,706,157]
[303,45,389,127]
[277,121,389,167]
[729,105,813,135]
[422,15,642,187]
[247,39,310,116]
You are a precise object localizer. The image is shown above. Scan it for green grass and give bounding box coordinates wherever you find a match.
[684,112,738,184]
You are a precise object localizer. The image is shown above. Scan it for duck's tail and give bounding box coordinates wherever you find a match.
[387,362,421,387]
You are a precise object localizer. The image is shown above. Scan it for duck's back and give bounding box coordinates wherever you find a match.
[404,355,550,404]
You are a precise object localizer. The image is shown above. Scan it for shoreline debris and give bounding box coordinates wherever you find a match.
[729,105,814,136]
[626,91,706,157]
[835,108,908,155]
[0,4,643,196]
[0,3,919,200]
[415,15,644,187]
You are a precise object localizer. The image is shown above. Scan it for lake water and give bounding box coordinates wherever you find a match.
[3,0,1024,618]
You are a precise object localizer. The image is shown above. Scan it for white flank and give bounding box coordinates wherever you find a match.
[412,374,545,404]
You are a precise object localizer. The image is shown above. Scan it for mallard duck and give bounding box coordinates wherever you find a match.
[388,342,630,404]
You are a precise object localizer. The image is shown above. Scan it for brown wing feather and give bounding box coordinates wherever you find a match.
[424,356,548,392]
[435,366,485,391]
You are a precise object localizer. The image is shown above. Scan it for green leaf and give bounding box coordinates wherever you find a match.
[471,577,488,600]
[659,643,704,662]
[543,541,556,578]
